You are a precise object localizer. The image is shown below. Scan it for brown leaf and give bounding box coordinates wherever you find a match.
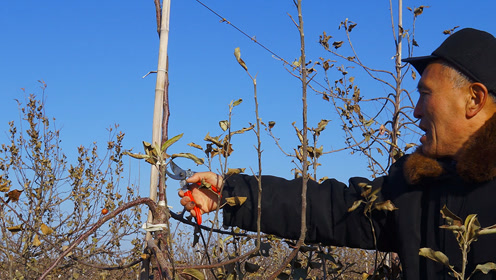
[374,200,398,212]
[440,205,463,227]
[413,6,429,17]
[347,23,357,32]
[333,41,344,49]
[443,26,460,35]
[5,189,23,203]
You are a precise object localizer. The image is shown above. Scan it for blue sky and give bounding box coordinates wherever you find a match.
[1,0,496,214]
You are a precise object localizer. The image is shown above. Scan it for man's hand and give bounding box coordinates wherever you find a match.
[178,172,223,219]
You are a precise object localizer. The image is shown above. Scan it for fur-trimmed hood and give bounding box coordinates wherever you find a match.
[404,113,496,184]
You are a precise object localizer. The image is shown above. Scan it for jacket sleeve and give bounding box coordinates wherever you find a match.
[221,174,395,251]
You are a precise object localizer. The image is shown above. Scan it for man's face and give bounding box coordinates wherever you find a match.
[414,62,469,158]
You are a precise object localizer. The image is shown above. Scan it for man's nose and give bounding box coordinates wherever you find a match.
[413,100,422,119]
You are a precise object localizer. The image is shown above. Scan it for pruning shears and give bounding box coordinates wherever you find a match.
[165,160,203,225]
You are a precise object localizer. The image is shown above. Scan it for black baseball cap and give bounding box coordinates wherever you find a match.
[403,28,496,93]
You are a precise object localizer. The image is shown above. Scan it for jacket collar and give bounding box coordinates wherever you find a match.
[404,113,496,184]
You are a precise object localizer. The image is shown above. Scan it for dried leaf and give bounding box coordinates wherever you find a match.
[234,47,248,71]
[188,142,203,150]
[405,143,417,151]
[440,205,463,227]
[6,189,23,203]
[419,248,451,267]
[219,120,229,132]
[292,56,302,68]
[225,196,247,207]
[7,225,23,233]
[474,262,496,275]
[348,200,363,212]
[226,168,245,175]
[443,26,460,35]
[292,122,304,144]
[123,151,149,160]
[347,23,357,32]
[32,234,42,247]
[0,179,10,192]
[230,124,255,136]
[411,69,417,80]
[464,214,481,242]
[315,119,330,135]
[333,41,344,49]
[41,223,54,235]
[374,200,398,212]
[413,5,428,17]
[204,133,223,147]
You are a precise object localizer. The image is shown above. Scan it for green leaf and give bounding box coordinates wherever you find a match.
[181,268,205,280]
[419,248,451,267]
[234,47,248,71]
[474,262,496,275]
[232,98,243,107]
[162,133,183,152]
[171,153,204,165]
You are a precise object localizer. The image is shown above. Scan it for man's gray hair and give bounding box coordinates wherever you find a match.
[439,59,496,101]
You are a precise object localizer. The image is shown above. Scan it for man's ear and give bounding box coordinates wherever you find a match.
[466,83,489,118]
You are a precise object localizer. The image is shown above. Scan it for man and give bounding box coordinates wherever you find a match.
[179,28,496,279]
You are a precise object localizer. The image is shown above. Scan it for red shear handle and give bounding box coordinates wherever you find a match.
[185,183,222,226]
[184,190,202,225]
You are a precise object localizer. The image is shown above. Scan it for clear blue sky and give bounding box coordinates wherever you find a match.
[1,0,496,214]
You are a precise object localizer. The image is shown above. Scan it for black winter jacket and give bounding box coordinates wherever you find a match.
[220,116,496,279]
